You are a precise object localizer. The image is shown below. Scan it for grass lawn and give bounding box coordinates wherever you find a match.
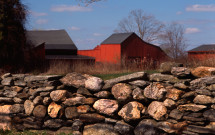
[93,70,159,80]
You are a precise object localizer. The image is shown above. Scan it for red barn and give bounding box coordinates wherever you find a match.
[78,32,167,64]
[188,44,215,60]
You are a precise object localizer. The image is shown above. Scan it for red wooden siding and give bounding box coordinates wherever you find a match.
[188,51,215,60]
[34,43,45,60]
[78,33,167,64]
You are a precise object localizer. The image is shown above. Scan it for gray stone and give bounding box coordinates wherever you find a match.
[144,82,167,100]
[203,109,215,122]
[149,73,179,84]
[65,107,80,119]
[77,105,91,113]
[44,119,64,129]
[191,66,215,78]
[105,118,117,124]
[174,83,188,90]
[111,83,132,102]
[63,97,86,106]
[40,92,50,97]
[134,119,160,135]
[3,90,17,98]
[77,87,92,96]
[0,97,13,103]
[14,80,26,86]
[103,72,147,90]
[190,76,215,89]
[60,72,87,88]
[1,77,13,86]
[129,80,149,88]
[1,73,12,79]
[94,91,111,98]
[23,117,42,130]
[0,105,12,130]
[11,86,23,93]
[195,89,211,96]
[93,99,118,116]
[118,101,144,121]
[11,104,24,113]
[157,121,187,134]
[13,97,23,104]
[33,96,43,105]
[177,104,207,112]
[147,101,167,120]
[33,105,47,118]
[193,95,215,104]
[132,87,146,101]
[72,119,83,131]
[166,88,184,101]
[171,67,191,78]
[48,102,63,118]
[186,125,215,134]
[114,121,134,135]
[163,99,176,108]
[183,116,205,122]
[182,91,196,98]
[159,62,183,74]
[43,97,52,105]
[83,123,119,135]
[24,75,62,82]
[24,100,34,115]
[169,109,183,120]
[79,113,105,123]
[85,76,104,91]
[50,90,67,102]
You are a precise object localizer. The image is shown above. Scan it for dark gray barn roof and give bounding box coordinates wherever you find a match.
[46,55,95,60]
[189,44,215,52]
[101,32,134,44]
[26,30,77,50]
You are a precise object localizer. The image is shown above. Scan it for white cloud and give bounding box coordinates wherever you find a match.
[69,26,81,31]
[51,5,92,12]
[185,28,200,34]
[36,19,48,24]
[177,19,215,25]
[186,4,215,12]
[93,33,103,36]
[30,11,48,16]
[176,11,182,15]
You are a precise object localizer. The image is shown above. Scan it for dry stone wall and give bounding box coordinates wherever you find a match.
[1,64,215,135]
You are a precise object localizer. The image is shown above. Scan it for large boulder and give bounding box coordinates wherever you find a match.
[83,123,119,135]
[60,72,88,88]
[50,90,67,102]
[191,66,215,78]
[103,72,147,90]
[193,95,215,104]
[118,101,144,121]
[48,102,63,118]
[159,62,183,74]
[134,119,160,135]
[171,67,191,78]
[149,73,179,84]
[93,99,118,116]
[0,105,12,130]
[147,101,167,120]
[111,83,132,103]
[85,76,104,91]
[144,82,167,100]
[177,104,207,112]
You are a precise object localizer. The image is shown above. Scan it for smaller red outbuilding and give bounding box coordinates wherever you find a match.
[78,32,167,64]
[188,44,215,60]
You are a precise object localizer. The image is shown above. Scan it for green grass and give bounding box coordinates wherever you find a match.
[93,70,159,80]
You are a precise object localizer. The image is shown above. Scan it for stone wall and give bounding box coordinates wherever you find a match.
[0,64,215,135]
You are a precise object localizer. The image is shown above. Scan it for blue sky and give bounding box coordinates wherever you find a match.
[23,0,215,50]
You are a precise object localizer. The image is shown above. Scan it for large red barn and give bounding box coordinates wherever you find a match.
[188,44,215,60]
[78,32,167,64]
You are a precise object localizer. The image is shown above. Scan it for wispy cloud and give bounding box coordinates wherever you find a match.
[185,28,200,34]
[69,26,81,31]
[36,19,48,24]
[176,11,182,15]
[93,33,103,36]
[30,11,48,16]
[51,5,92,12]
[177,19,215,25]
[186,4,215,12]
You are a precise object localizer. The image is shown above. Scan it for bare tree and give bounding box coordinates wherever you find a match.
[115,9,164,43]
[159,22,188,60]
